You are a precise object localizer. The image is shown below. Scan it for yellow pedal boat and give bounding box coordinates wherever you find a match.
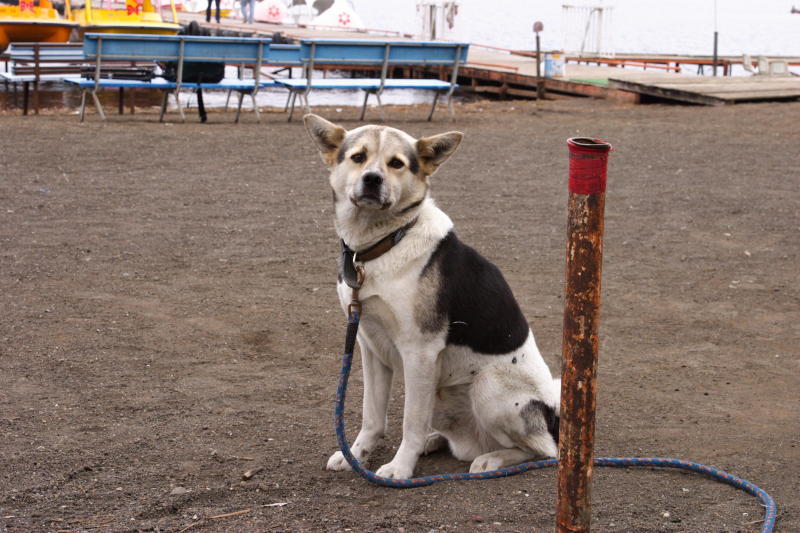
[70,0,181,38]
[0,0,78,52]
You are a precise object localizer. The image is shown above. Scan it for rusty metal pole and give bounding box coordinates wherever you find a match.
[556,137,612,533]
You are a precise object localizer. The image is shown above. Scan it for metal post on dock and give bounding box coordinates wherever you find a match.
[536,34,541,78]
[712,31,719,76]
[712,0,719,76]
[555,137,612,533]
[533,21,545,100]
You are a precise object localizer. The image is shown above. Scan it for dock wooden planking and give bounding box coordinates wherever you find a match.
[609,75,800,105]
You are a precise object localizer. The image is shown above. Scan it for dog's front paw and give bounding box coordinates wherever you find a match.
[325,435,374,471]
[326,451,354,471]
[375,461,414,480]
[469,452,507,473]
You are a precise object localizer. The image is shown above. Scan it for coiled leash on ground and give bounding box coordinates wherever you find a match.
[334,297,778,532]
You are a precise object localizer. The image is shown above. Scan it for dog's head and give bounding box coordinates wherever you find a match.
[303,114,462,215]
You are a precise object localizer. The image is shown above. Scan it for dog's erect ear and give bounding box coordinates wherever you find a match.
[304,114,346,168]
[416,131,463,176]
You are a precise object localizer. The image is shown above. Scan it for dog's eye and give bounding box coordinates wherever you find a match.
[351,152,366,164]
[388,158,404,169]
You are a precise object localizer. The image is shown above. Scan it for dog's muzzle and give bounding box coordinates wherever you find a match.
[352,172,389,209]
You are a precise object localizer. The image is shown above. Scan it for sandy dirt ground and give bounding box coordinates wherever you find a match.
[1,98,798,533]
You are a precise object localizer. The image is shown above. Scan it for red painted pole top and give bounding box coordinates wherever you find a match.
[567,138,612,195]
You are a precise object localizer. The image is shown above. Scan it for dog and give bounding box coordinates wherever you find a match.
[304,114,561,479]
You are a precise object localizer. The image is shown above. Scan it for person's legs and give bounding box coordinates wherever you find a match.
[246,0,254,23]
[214,0,221,22]
[205,0,212,21]
[239,0,246,20]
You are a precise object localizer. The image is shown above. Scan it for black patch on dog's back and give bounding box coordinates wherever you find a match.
[421,231,529,354]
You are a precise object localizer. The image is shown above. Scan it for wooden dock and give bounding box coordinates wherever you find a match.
[608,75,800,105]
[568,53,800,76]
[180,13,800,106]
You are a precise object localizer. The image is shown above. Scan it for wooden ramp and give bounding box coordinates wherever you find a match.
[609,75,800,105]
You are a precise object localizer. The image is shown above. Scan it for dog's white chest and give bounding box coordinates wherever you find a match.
[337,273,416,332]
[336,253,444,372]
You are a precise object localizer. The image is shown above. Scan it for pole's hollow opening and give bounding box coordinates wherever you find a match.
[568,137,612,151]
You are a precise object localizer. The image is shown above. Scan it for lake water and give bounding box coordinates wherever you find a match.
[355,0,800,58]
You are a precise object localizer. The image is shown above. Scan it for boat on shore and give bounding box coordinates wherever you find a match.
[70,0,180,37]
[252,0,365,28]
[308,0,364,29]
[0,0,78,51]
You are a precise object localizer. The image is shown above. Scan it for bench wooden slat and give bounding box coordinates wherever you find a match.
[277,78,455,90]
[84,33,272,65]
[300,39,469,66]
[66,77,278,90]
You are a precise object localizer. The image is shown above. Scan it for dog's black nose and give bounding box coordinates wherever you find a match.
[362,172,383,188]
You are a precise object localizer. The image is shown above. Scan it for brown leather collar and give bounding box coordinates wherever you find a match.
[341,217,418,288]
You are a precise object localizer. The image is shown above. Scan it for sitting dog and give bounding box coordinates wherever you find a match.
[304,114,561,479]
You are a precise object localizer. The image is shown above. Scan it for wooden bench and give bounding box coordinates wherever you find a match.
[2,41,157,116]
[275,39,469,122]
[2,43,85,115]
[65,33,276,123]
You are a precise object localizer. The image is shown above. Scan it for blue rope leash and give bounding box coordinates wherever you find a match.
[335,313,777,532]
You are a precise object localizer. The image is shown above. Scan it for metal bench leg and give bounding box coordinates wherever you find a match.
[375,92,385,122]
[302,92,311,113]
[33,80,39,115]
[174,91,186,123]
[250,92,261,123]
[79,89,88,123]
[224,89,232,112]
[427,92,440,122]
[447,93,455,122]
[23,82,29,116]
[287,91,298,122]
[234,91,244,124]
[283,90,292,112]
[159,91,169,122]
[91,89,106,121]
[359,91,370,120]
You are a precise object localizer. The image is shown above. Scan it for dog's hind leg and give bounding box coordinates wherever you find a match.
[327,334,393,471]
[468,363,559,473]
